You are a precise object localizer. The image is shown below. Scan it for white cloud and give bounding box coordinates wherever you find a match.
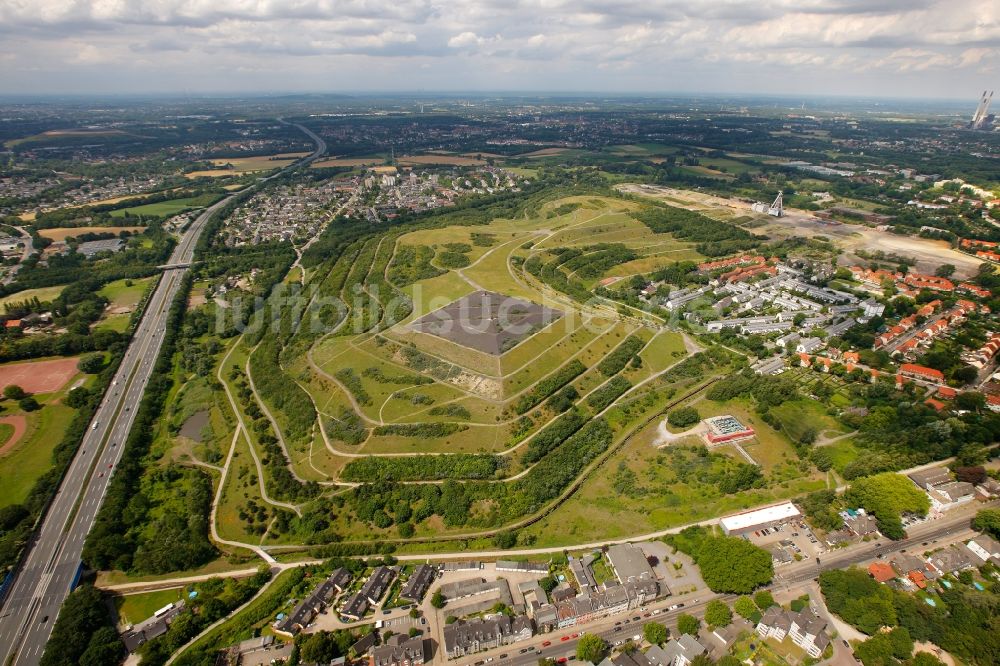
[0,0,996,95]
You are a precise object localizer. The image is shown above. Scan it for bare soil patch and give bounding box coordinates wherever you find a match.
[38,226,144,242]
[0,357,79,394]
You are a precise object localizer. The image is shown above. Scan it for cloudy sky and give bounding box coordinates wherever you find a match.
[0,0,997,98]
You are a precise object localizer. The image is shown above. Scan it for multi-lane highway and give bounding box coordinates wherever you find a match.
[0,123,324,666]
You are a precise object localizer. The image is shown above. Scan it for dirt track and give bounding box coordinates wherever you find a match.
[0,415,28,456]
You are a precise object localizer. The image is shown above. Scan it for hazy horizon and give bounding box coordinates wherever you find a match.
[0,1,996,100]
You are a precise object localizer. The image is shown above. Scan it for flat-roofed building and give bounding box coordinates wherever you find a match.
[720,502,801,536]
[605,543,655,583]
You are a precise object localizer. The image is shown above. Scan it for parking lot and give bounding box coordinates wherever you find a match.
[744,519,824,563]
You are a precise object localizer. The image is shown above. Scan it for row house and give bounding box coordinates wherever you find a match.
[443,615,533,659]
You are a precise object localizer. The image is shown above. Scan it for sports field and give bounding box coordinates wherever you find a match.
[0,357,79,394]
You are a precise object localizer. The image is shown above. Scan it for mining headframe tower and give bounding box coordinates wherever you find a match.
[970,90,995,130]
[751,192,784,217]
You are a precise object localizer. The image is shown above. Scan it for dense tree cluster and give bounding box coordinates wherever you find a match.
[372,422,469,437]
[667,406,700,428]
[40,585,122,666]
[633,203,761,257]
[342,454,504,482]
[666,526,773,593]
[822,566,1000,665]
[249,337,317,442]
[845,473,930,540]
[820,568,897,634]
[520,409,587,464]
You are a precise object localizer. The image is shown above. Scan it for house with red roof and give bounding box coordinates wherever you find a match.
[907,570,928,589]
[899,363,945,383]
[868,562,896,583]
[925,398,946,412]
[904,273,954,292]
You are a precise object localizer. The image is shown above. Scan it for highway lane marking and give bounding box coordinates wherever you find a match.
[0,130,324,666]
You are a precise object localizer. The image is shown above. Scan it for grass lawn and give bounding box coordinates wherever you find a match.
[770,400,847,444]
[94,313,131,333]
[99,276,155,309]
[110,197,212,218]
[0,284,67,309]
[521,410,824,547]
[0,402,77,508]
[824,438,861,473]
[114,588,186,626]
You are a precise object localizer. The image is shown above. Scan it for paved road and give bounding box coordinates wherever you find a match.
[453,508,985,666]
[0,123,325,666]
[3,226,35,285]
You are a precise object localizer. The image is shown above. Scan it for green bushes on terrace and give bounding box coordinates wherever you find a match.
[249,337,317,442]
[561,244,639,279]
[341,454,504,482]
[429,404,472,419]
[597,335,645,376]
[521,409,588,464]
[344,416,612,531]
[634,204,760,257]
[388,244,445,285]
[587,376,632,412]
[513,359,587,414]
[335,367,372,405]
[363,366,434,385]
[373,423,469,437]
[523,248,594,302]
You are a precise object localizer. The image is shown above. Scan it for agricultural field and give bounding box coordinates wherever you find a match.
[309,157,384,168]
[38,225,145,242]
[0,284,67,309]
[109,196,213,218]
[209,153,309,172]
[396,154,485,166]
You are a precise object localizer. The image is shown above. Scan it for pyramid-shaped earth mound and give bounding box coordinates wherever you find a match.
[409,290,563,355]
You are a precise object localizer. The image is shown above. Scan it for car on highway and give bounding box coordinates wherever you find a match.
[541,641,551,647]
[560,636,570,642]
[499,654,508,659]
[91,422,98,430]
